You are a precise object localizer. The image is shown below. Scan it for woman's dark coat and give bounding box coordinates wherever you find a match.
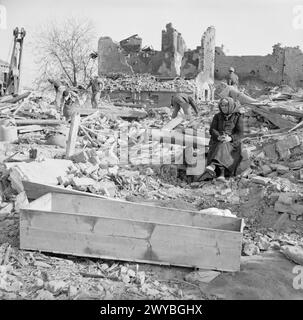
[207,111,244,176]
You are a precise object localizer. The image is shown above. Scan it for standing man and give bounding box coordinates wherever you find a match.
[0,80,4,96]
[87,76,104,109]
[171,93,199,120]
[226,67,239,88]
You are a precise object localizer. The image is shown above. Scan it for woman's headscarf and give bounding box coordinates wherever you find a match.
[218,97,239,116]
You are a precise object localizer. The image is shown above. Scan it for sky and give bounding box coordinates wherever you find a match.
[0,0,303,86]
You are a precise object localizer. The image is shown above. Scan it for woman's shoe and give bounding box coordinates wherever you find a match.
[217,175,226,182]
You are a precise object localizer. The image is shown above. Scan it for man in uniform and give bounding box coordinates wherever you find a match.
[171,93,199,120]
[226,67,239,88]
[48,78,68,111]
[86,76,104,108]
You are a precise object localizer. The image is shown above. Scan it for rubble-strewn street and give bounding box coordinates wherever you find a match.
[0,81,303,300]
[0,2,303,302]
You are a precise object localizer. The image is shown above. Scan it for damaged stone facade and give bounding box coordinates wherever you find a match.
[98,23,215,101]
[98,23,188,77]
[215,44,303,88]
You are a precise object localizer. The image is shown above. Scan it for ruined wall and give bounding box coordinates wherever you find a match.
[161,23,186,76]
[195,26,216,101]
[98,37,133,75]
[98,23,187,77]
[283,47,303,87]
[215,44,303,87]
[181,48,200,78]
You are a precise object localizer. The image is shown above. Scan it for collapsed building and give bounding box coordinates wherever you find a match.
[215,43,303,88]
[98,23,216,103]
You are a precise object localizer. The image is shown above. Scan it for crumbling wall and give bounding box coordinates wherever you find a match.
[195,26,216,101]
[181,48,200,78]
[98,37,133,75]
[215,44,303,87]
[283,47,303,87]
[161,23,186,76]
[120,34,142,53]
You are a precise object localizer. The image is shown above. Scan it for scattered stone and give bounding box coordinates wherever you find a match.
[35,289,55,300]
[68,285,78,299]
[261,164,272,176]
[35,278,44,288]
[45,280,67,294]
[34,261,52,268]
[270,241,281,250]
[256,236,271,251]
[243,243,260,256]
[184,270,220,284]
[251,176,271,185]
[281,245,303,265]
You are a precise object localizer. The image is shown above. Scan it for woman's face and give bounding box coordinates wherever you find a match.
[220,99,229,114]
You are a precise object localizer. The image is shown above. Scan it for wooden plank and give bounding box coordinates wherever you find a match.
[74,107,147,119]
[66,112,80,158]
[15,119,64,126]
[20,208,242,271]
[17,125,44,133]
[253,107,295,129]
[162,117,184,131]
[1,92,31,104]
[269,106,303,118]
[13,92,33,115]
[51,193,242,231]
[22,181,107,200]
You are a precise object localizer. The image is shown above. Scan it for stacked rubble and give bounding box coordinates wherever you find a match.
[0,81,303,300]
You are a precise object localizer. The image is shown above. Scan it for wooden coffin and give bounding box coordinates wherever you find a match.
[20,193,244,271]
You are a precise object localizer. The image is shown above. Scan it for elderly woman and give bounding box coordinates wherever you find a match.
[202,97,244,181]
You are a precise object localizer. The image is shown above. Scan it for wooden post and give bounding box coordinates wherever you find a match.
[66,112,80,158]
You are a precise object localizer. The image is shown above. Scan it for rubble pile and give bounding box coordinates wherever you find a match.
[0,80,303,300]
[103,73,196,92]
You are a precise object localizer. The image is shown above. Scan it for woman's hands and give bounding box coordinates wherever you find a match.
[218,134,232,142]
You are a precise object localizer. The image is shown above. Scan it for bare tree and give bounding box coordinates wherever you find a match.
[34,18,97,87]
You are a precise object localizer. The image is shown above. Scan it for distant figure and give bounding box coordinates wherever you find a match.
[86,76,104,109]
[48,78,68,111]
[171,93,198,120]
[0,80,4,96]
[226,67,239,88]
[215,82,257,105]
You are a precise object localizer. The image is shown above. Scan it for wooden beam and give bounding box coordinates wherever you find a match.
[253,106,295,129]
[22,181,107,200]
[17,125,44,133]
[13,93,33,115]
[15,119,64,126]
[0,92,31,104]
[162,117,184,131]
[66,112,80,158]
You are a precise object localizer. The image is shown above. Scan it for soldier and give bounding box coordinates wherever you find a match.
[0,80,4,96]
[48,78,68,111]
[226,67,239,88]
[171,93,199,120]
[86,76,104,108]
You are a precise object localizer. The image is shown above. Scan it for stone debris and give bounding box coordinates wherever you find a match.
[0,75,303,300]
[281,245,303,265]
[184,270,221,284]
